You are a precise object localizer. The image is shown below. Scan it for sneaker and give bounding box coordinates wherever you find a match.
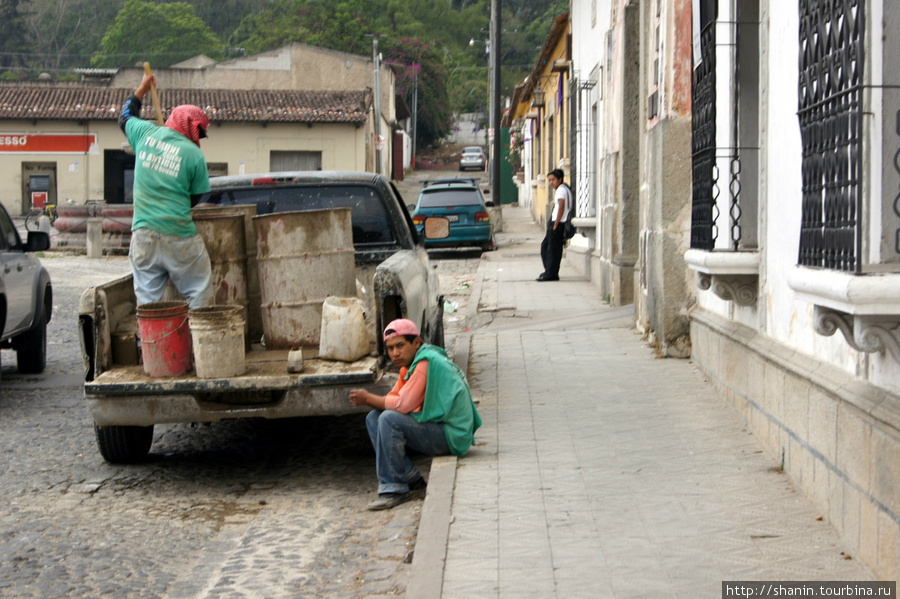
[409,477,427,491]
[367,493,411,511]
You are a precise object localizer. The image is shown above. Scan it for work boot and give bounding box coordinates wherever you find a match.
[367,493,411,511]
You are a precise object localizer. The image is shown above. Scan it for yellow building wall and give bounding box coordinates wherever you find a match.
[0,119,367,216]
[529,42,570,225]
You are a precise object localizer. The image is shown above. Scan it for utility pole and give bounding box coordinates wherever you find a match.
[411,70,418,169]
[490,0,501,198]
[372,36,382,175]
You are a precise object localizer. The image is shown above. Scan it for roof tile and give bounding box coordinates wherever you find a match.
[0,87,369,124]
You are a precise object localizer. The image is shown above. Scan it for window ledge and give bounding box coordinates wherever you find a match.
[788,267,900,315]
[789,267,900,361]
[571,217,596,229]
[685,249,759,306]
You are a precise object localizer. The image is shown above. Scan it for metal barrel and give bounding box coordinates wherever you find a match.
[192,204,262,344]
[253,208,356,348]
[192,212,250,348]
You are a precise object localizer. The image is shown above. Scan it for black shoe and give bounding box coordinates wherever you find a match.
[536,274,559,282]
[367,493,411,511]
[408,477,427,491]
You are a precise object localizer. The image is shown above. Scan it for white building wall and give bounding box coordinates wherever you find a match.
[688,0,900,579]
[568,0,612,274]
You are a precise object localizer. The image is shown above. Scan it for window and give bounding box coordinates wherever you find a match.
[207,162,228,178]
[690,0,759,252]
[202,185,395,246]
[797,0,865,272]
[418,190,484,208]
[270,151,322,171]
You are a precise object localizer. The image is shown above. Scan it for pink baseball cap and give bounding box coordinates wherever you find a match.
[383,318,420,340]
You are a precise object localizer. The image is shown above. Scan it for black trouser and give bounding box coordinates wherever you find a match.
[540,221,565,278]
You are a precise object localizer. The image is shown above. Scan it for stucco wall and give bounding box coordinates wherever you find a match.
[0,119,367,216]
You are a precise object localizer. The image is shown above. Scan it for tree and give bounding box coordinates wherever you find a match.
[19,0,123,73]
[92,0,222,68]
[383,37,453,147]
[0,0,33,75]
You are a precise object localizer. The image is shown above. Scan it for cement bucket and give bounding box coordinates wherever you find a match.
[253,208,356,348]
[136,301,191,377]
[188,305,246,379]
[192,212,251,348]
[192,204,262,344]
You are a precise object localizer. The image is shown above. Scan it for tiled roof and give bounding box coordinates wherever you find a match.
[0,87,370,124]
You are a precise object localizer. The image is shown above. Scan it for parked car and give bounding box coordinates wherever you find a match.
[459,146,487,171]
[409,182,494,251]
[0,204,52,374]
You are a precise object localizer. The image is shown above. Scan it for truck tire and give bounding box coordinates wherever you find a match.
[16,309,47,374]
[95,425,154,463]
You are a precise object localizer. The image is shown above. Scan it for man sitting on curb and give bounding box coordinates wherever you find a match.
[349,319,482,511]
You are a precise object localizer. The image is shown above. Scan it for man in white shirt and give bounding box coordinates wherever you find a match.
[537,169,572,281]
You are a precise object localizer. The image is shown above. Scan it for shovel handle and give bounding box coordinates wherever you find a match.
[143,62,164,125]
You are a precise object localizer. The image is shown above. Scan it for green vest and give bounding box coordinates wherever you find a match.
[407,344,482,457]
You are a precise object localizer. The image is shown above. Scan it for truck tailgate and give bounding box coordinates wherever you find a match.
[85,349,380,396]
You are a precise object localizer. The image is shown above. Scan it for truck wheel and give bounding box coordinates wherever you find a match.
[95,425,154,463]
[16,309,47,374]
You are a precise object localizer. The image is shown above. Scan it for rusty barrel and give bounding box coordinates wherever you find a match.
[192,204,262,344]
[253,208,356,348]
[192,212,250,348]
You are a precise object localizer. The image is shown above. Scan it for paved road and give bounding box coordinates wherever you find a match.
[0,182,484,598]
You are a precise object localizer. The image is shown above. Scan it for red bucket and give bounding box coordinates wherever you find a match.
[136,301,192,377]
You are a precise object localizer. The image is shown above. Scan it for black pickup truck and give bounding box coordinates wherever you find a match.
[79,172,444,463]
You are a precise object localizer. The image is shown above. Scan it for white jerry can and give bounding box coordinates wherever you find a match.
[318,297,370,362]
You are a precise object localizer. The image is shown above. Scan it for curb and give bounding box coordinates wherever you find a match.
[408,264,485,597]
[406,455,457,598]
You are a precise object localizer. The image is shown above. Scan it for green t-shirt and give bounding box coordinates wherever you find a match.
[126,118,210,237]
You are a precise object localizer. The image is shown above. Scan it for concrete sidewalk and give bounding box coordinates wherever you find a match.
[412,205,871,598]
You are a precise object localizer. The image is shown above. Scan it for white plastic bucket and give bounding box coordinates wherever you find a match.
[188,305,246,379]
[318,297,370,362]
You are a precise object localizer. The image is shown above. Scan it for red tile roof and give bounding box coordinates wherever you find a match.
[0,87,370,124]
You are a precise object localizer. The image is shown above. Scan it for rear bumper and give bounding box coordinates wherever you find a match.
[85,375,396,426]
[418,224,492,247]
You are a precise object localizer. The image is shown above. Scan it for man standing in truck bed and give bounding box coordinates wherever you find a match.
[118,72,213,309]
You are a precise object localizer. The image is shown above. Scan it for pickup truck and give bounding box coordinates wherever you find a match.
[79,172,445,463]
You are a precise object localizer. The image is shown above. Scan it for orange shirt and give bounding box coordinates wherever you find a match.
[384,360,429,413]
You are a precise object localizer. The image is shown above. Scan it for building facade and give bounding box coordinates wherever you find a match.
[508,13,572,229]
[0,43,402,217]
[539,0,900,580]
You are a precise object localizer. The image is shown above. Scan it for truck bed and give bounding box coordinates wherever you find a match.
[85,348,380,396]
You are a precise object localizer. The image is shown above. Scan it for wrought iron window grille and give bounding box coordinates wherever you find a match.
[797,0,865,273]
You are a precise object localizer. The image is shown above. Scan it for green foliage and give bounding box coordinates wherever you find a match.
[92,0,222,68]
[0,0,32,70]
[382,37,453,147]
[6,0,561,149]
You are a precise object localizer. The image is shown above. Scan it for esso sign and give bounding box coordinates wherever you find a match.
[0,136,27,147]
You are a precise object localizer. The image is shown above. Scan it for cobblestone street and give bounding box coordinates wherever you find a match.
[0,186,482,599]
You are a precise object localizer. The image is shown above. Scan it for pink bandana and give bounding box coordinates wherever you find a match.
[165,105,209,146]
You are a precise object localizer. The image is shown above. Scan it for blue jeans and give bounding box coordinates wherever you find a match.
[130,228,213,309]
[366,409,449,495]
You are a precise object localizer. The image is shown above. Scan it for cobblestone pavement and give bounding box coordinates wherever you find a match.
[0,198,482,599]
